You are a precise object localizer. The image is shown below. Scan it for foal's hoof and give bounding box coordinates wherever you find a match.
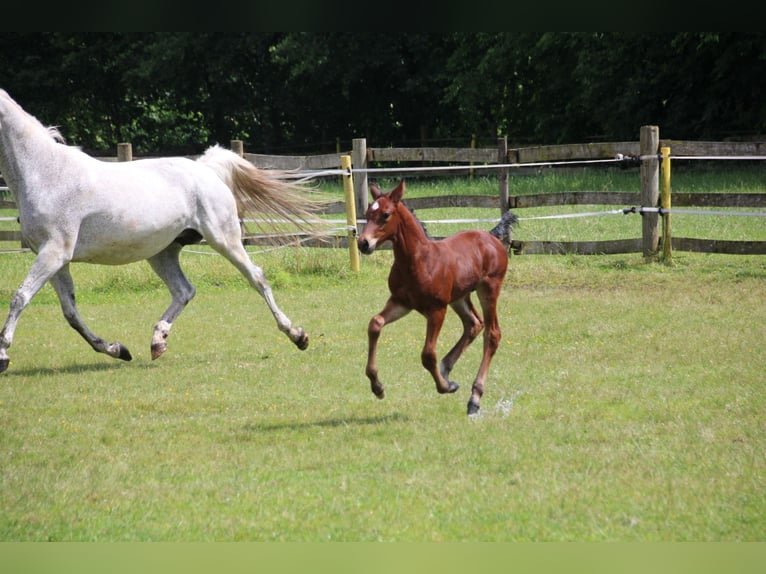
[467,400,481,416]
[293,329,309,351]
[0,358,9,374]
[370,377,386,399]
[438,380,460,394]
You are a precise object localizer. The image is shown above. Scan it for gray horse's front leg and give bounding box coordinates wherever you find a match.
[50,266,132,362]
[0,250,72,373]
[147,246,196,360]
[0,304,22,373]
[0,290,28,372]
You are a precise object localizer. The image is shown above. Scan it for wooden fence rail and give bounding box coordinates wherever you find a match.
[267,191,766,256]
[2,128,765,255]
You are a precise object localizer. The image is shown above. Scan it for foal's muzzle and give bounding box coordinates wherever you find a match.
[358,237,376,255]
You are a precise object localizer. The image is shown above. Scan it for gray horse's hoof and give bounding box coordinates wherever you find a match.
[0,358,8,373]
[467,400,480,416]
[118,344,133,362]
[294,330,309,351]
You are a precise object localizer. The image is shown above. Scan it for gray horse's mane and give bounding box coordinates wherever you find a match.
[46,126,66,144]
[1,89,67,145]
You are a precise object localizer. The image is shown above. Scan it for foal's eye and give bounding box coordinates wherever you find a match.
[380,212,390,223]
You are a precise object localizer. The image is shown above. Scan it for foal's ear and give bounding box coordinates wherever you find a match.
[390,180,405,203]
[370,183,383,200]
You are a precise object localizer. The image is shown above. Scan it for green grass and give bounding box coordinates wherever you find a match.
[0,168,764,541]
[0,246,764,541]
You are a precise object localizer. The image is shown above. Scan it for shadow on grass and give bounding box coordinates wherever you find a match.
[241,411,410,434]
[4,360,143,378]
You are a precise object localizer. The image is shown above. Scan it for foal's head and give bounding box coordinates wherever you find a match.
[357,180,409,255]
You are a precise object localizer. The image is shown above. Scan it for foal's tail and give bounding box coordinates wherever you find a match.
[197,144,327,241]
[489,210,519,245]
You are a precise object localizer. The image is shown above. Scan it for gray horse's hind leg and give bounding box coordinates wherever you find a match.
[147,243,196,360]
[207,236,308,350]
[50,265,132,362]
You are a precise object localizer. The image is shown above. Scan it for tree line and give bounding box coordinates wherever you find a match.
[0,33,763,156]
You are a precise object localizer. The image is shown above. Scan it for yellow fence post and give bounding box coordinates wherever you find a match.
[341,155,360,272]
[661,146,672,263]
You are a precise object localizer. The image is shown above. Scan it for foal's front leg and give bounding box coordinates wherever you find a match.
[366,298,409,399]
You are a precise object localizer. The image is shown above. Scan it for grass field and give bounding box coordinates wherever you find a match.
[0,168,764,542]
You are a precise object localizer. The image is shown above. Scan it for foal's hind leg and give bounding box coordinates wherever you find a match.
[49,265,133,362]
[147,244,196,360]
[208,238,308,350]
[466,281,504,416]
[422,307,460,395]
[439,295,484,387]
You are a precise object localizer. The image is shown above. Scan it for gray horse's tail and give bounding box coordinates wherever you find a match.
[489,210,519,245]
[197,145,329,242]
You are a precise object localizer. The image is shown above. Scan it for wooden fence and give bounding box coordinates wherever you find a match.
[239,129,766,257]
[2,127,765,256]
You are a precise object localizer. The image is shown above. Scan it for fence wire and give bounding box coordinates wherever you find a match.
[2,153,765,253]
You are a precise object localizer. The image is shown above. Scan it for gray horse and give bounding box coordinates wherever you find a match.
[0,88,318,372]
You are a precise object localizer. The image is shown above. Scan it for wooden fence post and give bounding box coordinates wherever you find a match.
[351,138,368,218]
[117,143,132,162]
[497,136,509,214]
[640,125,660,260]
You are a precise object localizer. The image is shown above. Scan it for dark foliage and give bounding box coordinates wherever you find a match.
[0,33,763,155]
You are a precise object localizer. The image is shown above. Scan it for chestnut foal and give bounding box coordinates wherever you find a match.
[357,180,517,415]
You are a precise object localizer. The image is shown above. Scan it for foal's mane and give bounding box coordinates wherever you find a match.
[400,199,432,239]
